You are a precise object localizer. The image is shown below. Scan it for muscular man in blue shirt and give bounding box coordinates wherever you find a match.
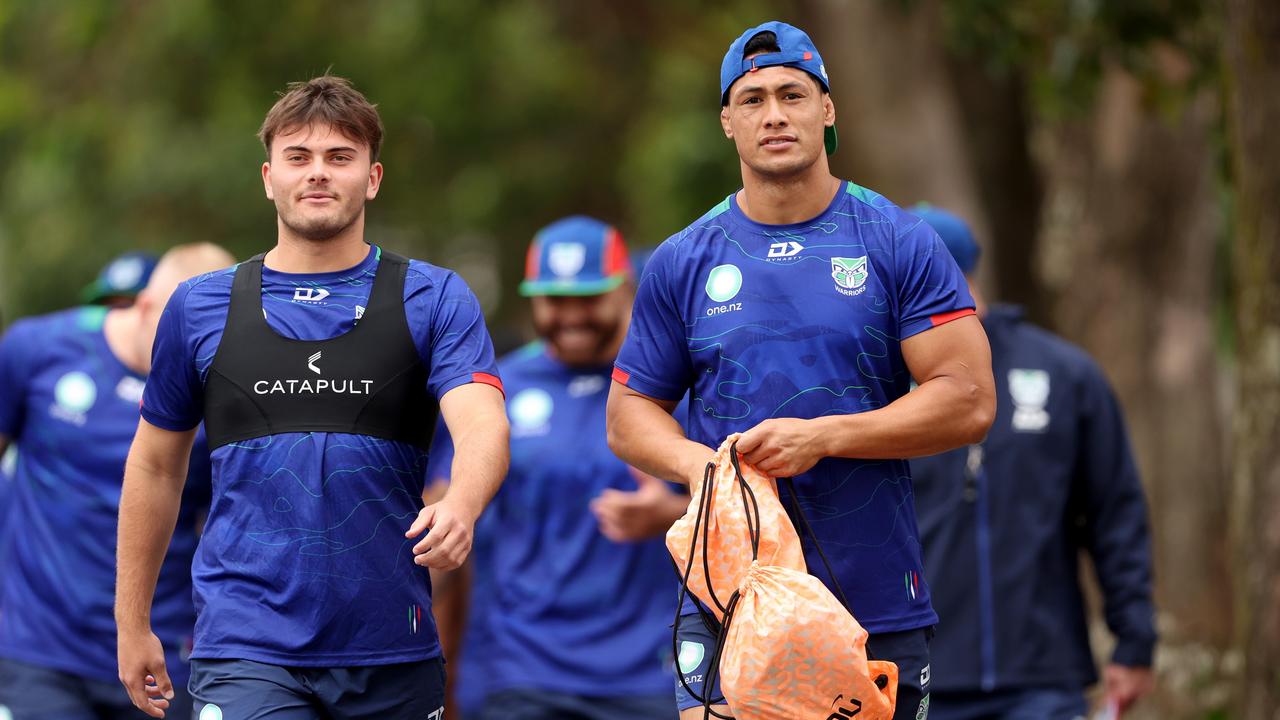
[0,242,234,720]
[115,76,509,720]
[910,207,1156,720]
[605,22,996,720]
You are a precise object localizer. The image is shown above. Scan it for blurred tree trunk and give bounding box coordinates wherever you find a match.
[801,0,994,285]
[1224,0,1280,716]
[1037,66,1231,715]
[944,57,1047,323]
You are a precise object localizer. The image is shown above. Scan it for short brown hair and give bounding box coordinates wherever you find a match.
[258,75,384,162]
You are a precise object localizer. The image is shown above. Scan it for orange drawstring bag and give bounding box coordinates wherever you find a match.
[667,435,898,720]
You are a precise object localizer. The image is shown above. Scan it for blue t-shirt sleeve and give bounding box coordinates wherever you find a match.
[141,283,205,431]
[614,242,693,401]
[893,217,977,339]
[0,319,40,437]
[407,266,502,400]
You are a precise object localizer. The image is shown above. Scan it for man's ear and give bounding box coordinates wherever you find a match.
[721,107,733,139]
[824,94,836,128]
[262,161,274,200]
[366,162,384,200]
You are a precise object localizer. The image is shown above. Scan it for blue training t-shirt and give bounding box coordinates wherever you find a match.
[140,244,501,666]
[614,181,975,634]
[0,306,211,683]
[434,341,679,697]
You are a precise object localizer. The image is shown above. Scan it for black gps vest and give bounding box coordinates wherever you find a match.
[203,250,436,451]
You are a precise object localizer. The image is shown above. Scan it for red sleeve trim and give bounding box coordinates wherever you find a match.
[611,367,631,385]
[471,372,504,395]
[930,308,977,327]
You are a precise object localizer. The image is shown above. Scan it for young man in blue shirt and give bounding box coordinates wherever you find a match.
[432,217,688,719]
[115,76,509,720]
[0,242,234,720]
[605,21,996,720]
[910,207,1156,720]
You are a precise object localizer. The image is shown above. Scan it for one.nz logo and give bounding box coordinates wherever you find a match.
[831,256,869,296]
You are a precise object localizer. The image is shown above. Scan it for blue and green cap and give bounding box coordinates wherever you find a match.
[81,251,159,304]
[520,216,633,297]
[912,204,980,275]
[720,20,838,155]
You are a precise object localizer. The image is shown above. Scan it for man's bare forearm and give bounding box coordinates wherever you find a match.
[444,406,509,518]
[812,373,994,460]
[115,425,193,632]
[606,383,713,485]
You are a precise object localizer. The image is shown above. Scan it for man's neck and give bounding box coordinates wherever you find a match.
[266,219,371,274]
[102,307,147,376]
[737,165,842,226]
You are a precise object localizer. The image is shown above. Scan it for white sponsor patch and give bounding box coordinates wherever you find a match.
[677,641,705,674]
[1009,368,1051,432]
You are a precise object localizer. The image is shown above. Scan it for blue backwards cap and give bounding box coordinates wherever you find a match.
[720,21,837,154]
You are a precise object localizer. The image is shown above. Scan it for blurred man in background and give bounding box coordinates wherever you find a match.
[432,216,687,720]
[606,21,995,720]
[910,206,1156,720]
[116,75,508,720]
[0,242,234,720]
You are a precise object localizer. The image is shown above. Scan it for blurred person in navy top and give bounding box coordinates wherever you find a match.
[115,76,509,720]
[910,206,1156,720]
[0,242,234,720]
[433,217,688,720]
[605,21,996,720]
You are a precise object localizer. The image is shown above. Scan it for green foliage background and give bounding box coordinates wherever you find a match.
[0,0,1217,327]
[0,0,777,327]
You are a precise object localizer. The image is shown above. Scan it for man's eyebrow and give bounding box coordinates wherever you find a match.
[734,80,809,99]
[279,145,358,154]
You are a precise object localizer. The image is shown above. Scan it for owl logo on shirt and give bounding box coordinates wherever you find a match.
[831,256,868,296]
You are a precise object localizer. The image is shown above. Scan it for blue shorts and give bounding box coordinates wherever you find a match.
[480,688,677,720]
[672,612,933,720]
[0,656,193,720]
[928,687,1088,720]
[189,657,445,720]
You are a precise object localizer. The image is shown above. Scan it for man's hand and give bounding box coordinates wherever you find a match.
[1104,663,1154,715]
[118,626,174,718]
[735,418,826,478]
[406,498,478,571]
[590,469,690,542]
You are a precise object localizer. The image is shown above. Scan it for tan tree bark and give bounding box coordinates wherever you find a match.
[801,0,994,288]
[1224,0,1280,715]
[1036,67,1231,715]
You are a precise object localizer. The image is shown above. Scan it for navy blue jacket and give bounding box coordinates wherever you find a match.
[912,305,1156,693]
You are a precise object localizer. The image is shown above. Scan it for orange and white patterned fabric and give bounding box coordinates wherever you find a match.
[667,435,898,719]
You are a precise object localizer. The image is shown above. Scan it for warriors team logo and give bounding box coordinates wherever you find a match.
[548,242,586,278]
[831,256,868,296]
[1008,368,1051,432]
